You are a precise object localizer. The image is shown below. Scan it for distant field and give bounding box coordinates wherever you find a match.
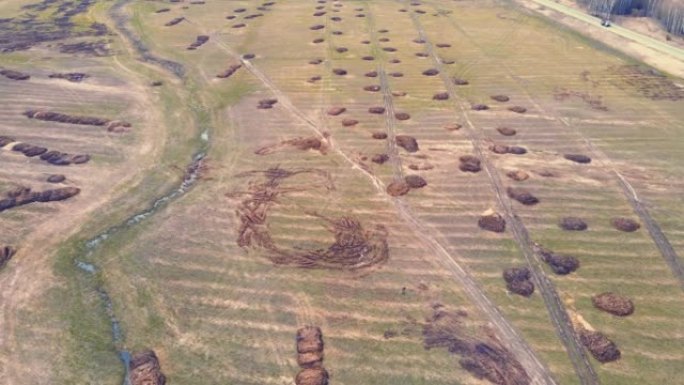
[1,0,683,385]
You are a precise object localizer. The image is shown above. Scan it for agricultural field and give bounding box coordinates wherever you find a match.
[0,0,683,385]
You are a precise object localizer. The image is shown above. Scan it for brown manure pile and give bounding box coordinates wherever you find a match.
[508,106,526,113]
[592,292,634,316]
[165,17,185,26]
[537,246,579,275]
[326,106,346,116]
[497,127,516,136]
[423,307,531,385]
[187,35,209,50]
[332,68,347,75]
[1,69,30,80]
[389,72,403,77]
[453,78,469,85]
[24,110,131,131]
[405,175,427,188]
[611,217,640,232]
[40,150,90,166]
[372,132,387,139]
[365,71,378,77]
[12,142,47,157]
[559,217,587,231]
[364,85,381,92]
[341,118,358,127]
[579,329,621,363]
[506,187,538,205]
[216,64,242,78]
[472,104,489,111]
[506,170,529,181]
[128,350,166,385]
[491,95,510,102]
[395,112,410,120]
[478,210,506,233]
[310,24,325,30]
[372,154,388,164]
[459,155,481,173]
[296,367,329,385]
[49,73,89,82]
[489,144,526,155]
[502,267,534,297]
[47,174,66,183]
[444,123,461,131]
[0,136,14,147]
[433,92,449,100]
[564,154,591,164]
[1,246,16,269]
[422,68,439,76]
[0,186,80,213]
[368,106,385,114]
[396,135,419,152]
[257,98,278,109]
[387,181,410,196]
[255,136,326,155]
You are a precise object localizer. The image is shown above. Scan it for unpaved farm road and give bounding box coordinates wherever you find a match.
[526,0,684,66]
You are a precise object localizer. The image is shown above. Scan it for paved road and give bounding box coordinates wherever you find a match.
[530,0,684,62]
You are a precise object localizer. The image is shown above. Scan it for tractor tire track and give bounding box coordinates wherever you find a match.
[401,4,599,385]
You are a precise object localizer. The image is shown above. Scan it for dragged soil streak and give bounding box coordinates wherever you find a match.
[403,3,593,385]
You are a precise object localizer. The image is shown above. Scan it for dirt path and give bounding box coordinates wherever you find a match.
[402,3,598,385]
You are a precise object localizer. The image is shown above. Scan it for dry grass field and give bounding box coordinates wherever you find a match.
[0,0,683,385]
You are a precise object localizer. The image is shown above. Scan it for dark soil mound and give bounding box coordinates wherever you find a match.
[472,104,489,111]
[497,127,516,136]
[187,35,209,50]
[592,292,634,316]
[165,16,185,26]
[453,78,469,85]
[341,119,358,127]
[372,154,389,164]
[368,106,385,114]
[479,211,506,233]
[502,266,534,297]
[364,85,381,92]
[564,154,591,164]
[611,217,640,232]
[372,132,387,139]
[217,64,242,78]
[0,246,16,269]
[326,107,346,116]
[422,68,439,76]
[295,367,329,385]
[365,71,378,77]
[538,247,579,275]
[332,68,347,75]
[507,188,539,205]
[396,135,419,152]
[433,92,449,100]
[506,170,529,182]
[257,98,278,109]
[491,95,510,102]
[508,106,526,113]
[459,155,481,173]
[387,181,410,196]
[405,175,427,188]
[559,217,587,231]
[395,112,410,120]
[49,73,89,82]
[579,330,621,363]
[47,174,66,183]
[129,350,166,385]
[423,308,531,385]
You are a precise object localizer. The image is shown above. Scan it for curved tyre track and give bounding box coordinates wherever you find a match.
[402,4,599,385]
